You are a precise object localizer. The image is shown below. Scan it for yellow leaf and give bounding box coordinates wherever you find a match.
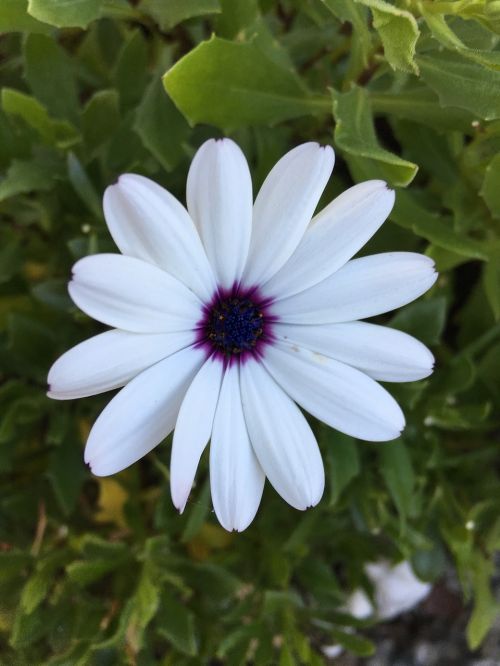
[95,478,128,529]
[186,523,233,560]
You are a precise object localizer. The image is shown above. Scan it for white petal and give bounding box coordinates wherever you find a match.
[274,321,434,382]
[366,561,431,620]
[85,346,205,476]
[345,589,375,619]
[104,174,217,301]
[272,252,437,324]
[210,364,265,532]
[263,341,405,441]
[170,355,224,513]
[48,329,195,400]
[264,180,395,299]
[186,138,252,289]
[69,253,202,333]
[240,359,324,510]
[243,143,335,286]
[322,645,344,660]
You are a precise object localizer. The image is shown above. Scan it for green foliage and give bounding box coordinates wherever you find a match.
[332,86,418,186]
[163,36,315,130]
[357,0,420,73]
[0,0,499,663]
[28,0,103,28]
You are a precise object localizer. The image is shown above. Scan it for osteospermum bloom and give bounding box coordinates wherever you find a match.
[323,560,431,658]
[48,139,437,531]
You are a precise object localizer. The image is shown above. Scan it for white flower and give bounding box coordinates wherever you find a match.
[365,560,432,620]
[345,588,375,619]
[48,139,437,531]
[322,560,431,658]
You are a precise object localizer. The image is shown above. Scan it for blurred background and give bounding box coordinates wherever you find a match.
[0,0,499,663]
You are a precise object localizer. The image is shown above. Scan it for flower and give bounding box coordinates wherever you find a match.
[322,589,374,659]
[322,560,431,658]
[364,560,432,620]
[48,139,437,531]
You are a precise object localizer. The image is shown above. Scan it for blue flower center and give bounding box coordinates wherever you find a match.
[205,296,264,356]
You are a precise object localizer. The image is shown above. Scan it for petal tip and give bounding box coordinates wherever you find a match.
[320,143,335,164]
[87,461,109,477]
[173,496,188,515]
[115,173,136,187]
[234,517,254,532]
[309,490,324,509]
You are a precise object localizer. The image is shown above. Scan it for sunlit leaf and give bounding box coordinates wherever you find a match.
[356,0,419,73]
[164,36,316,130]
[332,86,418,186]
[418,51,500,121]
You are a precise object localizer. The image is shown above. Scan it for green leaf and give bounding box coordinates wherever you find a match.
[279,644,297,666]
[284,511,321,554]
[83,89,120,157]
[47,435,86,515]
[426,401,492,431]
[7,313,57,379]
[324,433,360,505]
[66,559,121,586]
[466,556,498,649]
[483,258,500,321]
[423,10,500,71]
[0,0,51,33]
[217,625,256,659]
[158,593,198,656]
[371,87,476,133]
[356,0,419,73]
[32,279,74,311]
[0,551,32,584]
[330,628,375,657]
[10,606,48,649]
[322,0,372,80]
[412,543,447,582]
[113,30,149,109]
[0,239,22,283]
[1,88,80,147]
[431,354,476,398]
[134,77,189,171]
[0,157,54,201]
[483,2,500,33]
[140,0,221,30]
[24,34,80,124]
[379,439,415,524]
[67,152,102,219]
[332,86,418,187]
[163,36,317,130]
[215,0,259,39]
[125,563,162,652]
[391,190,490,261]
[180,479,210,542]
[20,570,52,615]
[389,298,447,346]
[480,152,500,218]
[27,0,102,28]
[20,551,69,615]
[418,51,500,121]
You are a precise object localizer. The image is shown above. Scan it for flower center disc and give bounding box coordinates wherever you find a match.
[205,296,264,355]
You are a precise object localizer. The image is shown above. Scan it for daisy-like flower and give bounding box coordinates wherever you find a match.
[48,139,437,531]
[322,560,431,658]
